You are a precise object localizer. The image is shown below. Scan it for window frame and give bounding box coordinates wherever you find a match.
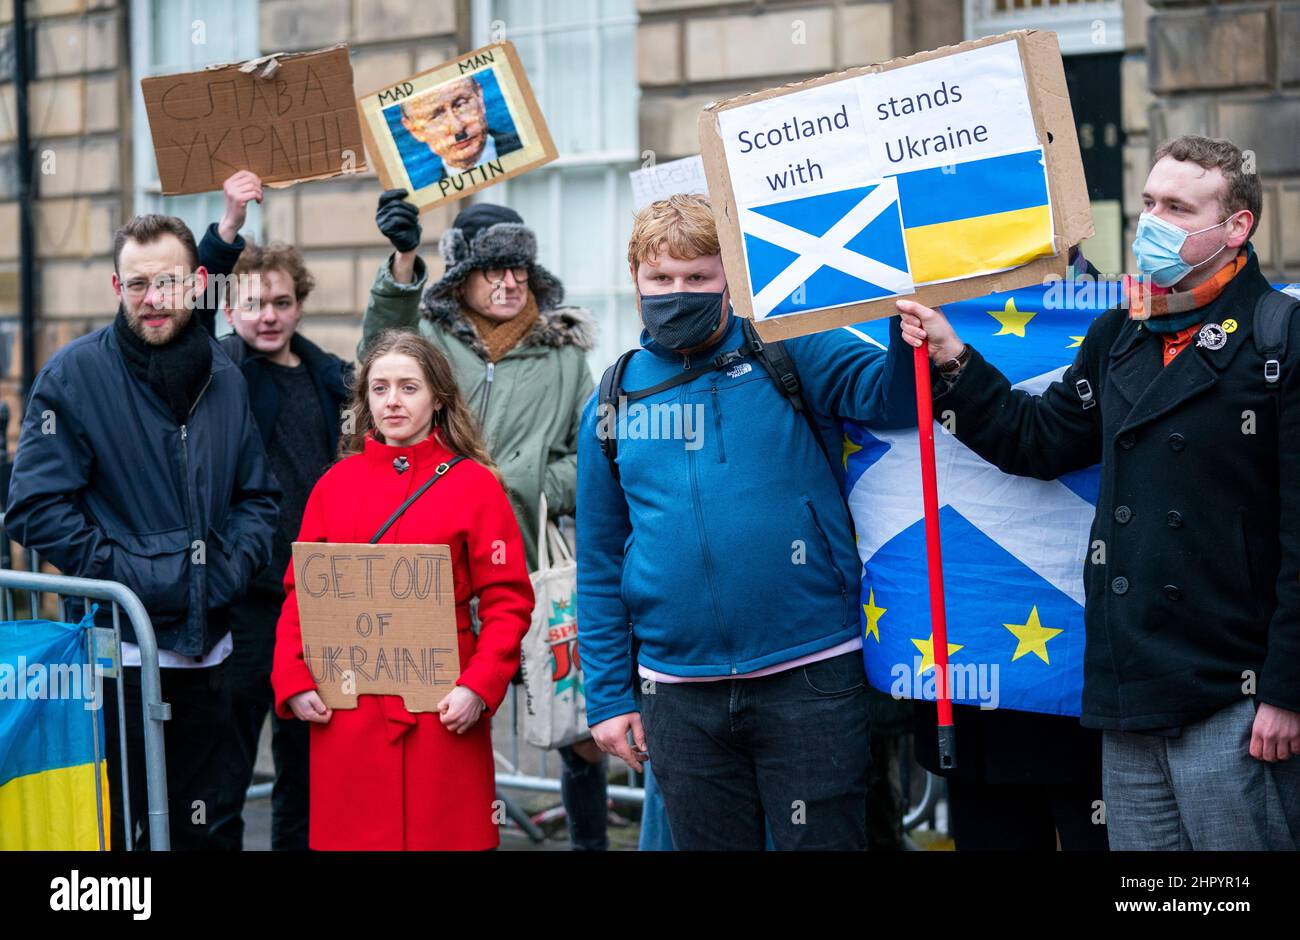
[470,0,643,367]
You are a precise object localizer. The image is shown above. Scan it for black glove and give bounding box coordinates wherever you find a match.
[376,188,421,253]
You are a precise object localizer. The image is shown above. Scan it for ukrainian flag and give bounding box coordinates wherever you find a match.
[892,148,1054,286]
[0,615,109,850]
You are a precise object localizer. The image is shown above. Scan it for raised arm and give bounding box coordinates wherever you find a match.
[790,315,918,430]
[359,189,428,357]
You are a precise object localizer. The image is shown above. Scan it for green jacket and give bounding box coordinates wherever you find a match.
[360,255,595,568]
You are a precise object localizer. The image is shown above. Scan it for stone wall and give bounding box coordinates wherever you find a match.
[1137,0,1299,280]
[637,0,964,161]
[0,0,123,448]
[255,0,469,359]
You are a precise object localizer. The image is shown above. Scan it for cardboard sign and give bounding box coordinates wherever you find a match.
[291,543,460,713]
[699,30,1093,341]
[355,41,557,213]
[141,44,367,196]
[629,155,709,211]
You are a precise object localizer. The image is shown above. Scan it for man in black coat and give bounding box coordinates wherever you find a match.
[200,171,352,850]
[898,135,1300,850]
[5,213,279,850]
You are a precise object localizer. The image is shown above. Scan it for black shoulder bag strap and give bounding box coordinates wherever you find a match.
[369,455,466,543]
[1253,289,1300,387]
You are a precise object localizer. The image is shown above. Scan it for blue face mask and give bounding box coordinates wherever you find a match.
[1131,211,1235,288]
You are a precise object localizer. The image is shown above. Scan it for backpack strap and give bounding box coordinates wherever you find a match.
[597,349,638,482]
[596,318,833,482]
[739,318,830,462]
[1253,289,1300,387]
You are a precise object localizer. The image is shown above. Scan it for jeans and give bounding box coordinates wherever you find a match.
[638,650,871,850]
[637,763,676,851]
[556,743,608,851]
[1102,697,1300,850]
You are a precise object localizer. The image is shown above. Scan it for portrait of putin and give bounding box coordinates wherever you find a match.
[399,75,521,181]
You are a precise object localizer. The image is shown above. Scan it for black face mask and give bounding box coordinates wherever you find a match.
[639,290,727,351]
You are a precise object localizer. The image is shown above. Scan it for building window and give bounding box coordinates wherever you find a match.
[129,0,261,241]
[965,0,1124,54]
[472,0,641,370]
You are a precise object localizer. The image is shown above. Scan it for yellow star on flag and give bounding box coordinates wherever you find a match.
[1067,335,1085,348]
[989,298,1035,337]
[842,433,863,470]
[1004,606,1063,664]
[862,588,886,643]
[911,633,963,674]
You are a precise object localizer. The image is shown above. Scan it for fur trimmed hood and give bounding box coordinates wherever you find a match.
[419,212,593,358]
[422,220,565,314]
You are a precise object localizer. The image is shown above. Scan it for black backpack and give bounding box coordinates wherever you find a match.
[1253,289,1300,386]
[596,317,827,482]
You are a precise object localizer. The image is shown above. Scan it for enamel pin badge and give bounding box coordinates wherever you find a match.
[1196,323,1228,351]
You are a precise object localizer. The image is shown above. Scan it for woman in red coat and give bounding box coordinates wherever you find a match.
[271,329,534,850]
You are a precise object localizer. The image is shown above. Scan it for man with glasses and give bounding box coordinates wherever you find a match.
[399,76,522,188]
[5,213,279,850]
[361,195,607,850]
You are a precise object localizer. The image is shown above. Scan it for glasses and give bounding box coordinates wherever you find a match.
[121,275,195,299]
[484,266,529,284]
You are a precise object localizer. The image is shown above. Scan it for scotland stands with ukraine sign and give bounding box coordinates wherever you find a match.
[700,30,1094,340]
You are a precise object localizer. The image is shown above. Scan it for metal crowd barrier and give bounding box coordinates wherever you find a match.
[0,559,171,851]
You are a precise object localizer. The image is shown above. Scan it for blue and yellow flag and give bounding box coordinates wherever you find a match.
[893,149,1054,285]
[843,284,1107,717]
[0,615,109,850]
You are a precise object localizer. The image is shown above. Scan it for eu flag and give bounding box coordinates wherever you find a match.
[843,282,1111,717]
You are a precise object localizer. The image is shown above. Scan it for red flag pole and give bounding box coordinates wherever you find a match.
[912,343,956,769]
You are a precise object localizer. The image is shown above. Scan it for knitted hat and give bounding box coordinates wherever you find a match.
[421,202,564,318]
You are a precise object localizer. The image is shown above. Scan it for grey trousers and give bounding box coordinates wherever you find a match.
[1102,697,1300,850]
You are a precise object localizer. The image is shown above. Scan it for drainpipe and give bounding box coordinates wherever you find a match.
[13,0,35,400]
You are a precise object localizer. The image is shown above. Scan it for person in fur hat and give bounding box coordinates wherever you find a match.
[360,190,608,850]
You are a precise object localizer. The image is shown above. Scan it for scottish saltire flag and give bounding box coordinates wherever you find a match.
[0,614,109,849]
[892,148,1053,286]
[843,284,1107,717]
[740,149,1054,320]
[743,178,913,319]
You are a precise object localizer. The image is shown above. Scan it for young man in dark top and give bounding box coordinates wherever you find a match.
[203,171,352,850]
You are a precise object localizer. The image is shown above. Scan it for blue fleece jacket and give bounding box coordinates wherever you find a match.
[575,312,916,725]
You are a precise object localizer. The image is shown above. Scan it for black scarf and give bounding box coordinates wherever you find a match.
[113,305,213,425]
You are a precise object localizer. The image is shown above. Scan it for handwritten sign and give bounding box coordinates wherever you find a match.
[356,41,557,213]
[291,542,460,713]
[700,30,1093,341]
[141,44,366,195]
[629,155,709,210]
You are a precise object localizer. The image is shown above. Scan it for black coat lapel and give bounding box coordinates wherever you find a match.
[1107,319,1160,408]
